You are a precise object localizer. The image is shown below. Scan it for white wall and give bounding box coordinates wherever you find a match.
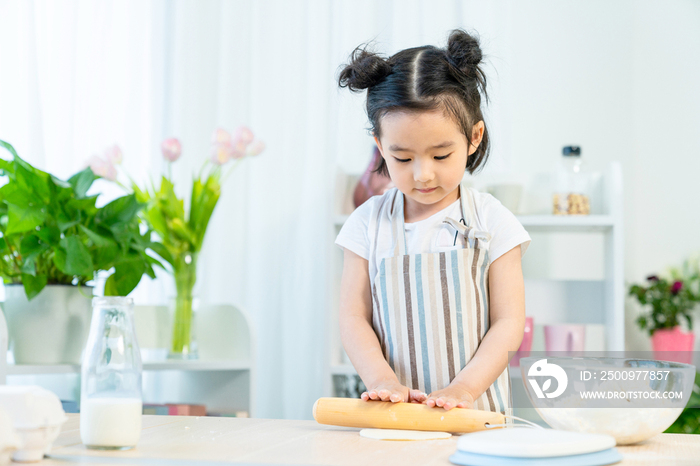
[334,0,700,352]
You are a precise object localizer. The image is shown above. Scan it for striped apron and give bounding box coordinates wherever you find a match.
[371,182,511,415]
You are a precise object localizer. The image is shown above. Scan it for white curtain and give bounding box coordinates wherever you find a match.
[0,0,515,420]
[11,0,696,420]
[162,0,515,420]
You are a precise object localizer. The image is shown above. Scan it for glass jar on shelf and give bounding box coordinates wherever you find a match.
[80,297,142,450]
[552,145,591,215]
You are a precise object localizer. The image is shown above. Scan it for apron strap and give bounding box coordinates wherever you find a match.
[443,217,492,247]
[392,188,408,256]
[458,181,478,228]
[444,182,491,249]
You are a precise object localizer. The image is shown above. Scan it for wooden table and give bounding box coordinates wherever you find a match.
[43,414,700,465]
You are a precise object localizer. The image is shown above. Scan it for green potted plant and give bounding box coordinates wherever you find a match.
[629,265,700,363]
[97,127,264,359]
[0,140,162,364]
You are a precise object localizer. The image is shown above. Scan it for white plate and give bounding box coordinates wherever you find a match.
[457,427,616,458]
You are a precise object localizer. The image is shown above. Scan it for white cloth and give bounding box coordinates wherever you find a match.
[336,187,531,284]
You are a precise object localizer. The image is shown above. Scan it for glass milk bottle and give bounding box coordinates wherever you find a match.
[81,297,142,449]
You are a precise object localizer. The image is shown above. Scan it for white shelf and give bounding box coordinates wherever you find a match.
[7,365,81,375]
[6,360,252,376]
[516,215,614,231]
[1,304,256,416]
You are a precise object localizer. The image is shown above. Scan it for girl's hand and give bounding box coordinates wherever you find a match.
[425,383,475,411]
[361,379,427,403]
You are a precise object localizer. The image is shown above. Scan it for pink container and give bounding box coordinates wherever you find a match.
[651,326,695,364]
[544,324,586,354]
[510,317,534,367]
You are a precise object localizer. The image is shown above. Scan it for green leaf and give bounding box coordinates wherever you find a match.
[68,168,96,199]
[79,224,113,248]
[66,196,98,213]
[20,234,48,258]
[0,139,19,160]
[147,241,174,267]
[35,225,60,246]
[54,236,93,277]
[109,221,140,252]
[0,183,29,207]
[21,273,47,300]
[104,273,118,296]
[159,177,184,216]
[189,174,221,250]
[79,225,118,267]
[5,204,46,235]
[168,218,196,245]
[104,255,145,296]
[51,175,72,190]
[102,347,112,365]
[21,258,36,275]
[15,162,50,204]
[96,194,142,226]
[144,204,168,237]
[144,258,157,279]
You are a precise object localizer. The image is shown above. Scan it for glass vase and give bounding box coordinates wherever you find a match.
[168,252,199,360]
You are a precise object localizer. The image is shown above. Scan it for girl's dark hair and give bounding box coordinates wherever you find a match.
[338,29,490,176]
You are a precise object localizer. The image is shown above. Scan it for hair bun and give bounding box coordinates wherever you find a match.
[446,29,483,70]
[445,29,487,99]
[338,46,392,91]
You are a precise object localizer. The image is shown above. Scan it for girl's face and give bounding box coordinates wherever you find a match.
[374,109,484,217]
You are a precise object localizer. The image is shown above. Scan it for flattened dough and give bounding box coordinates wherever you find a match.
[359,429,452,441]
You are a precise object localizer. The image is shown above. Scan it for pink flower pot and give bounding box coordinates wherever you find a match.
[651,326,695,364]
[510,317,534,367]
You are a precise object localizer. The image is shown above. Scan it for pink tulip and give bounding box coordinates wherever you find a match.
[225,139,244,159]
[212,128,232,145]
[87,155,117,181]
[210,142,234,165]
[246,140,265,157]
[161,138,182,162]
[233,126,254,145]
[104,144,123,165]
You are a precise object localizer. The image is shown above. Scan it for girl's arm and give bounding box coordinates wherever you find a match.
[339,248,426,403]
[426,246,526,410]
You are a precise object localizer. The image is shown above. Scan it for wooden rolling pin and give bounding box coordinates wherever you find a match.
[313,397,505,433]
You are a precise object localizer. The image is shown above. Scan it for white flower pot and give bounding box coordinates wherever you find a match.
[2,285,93,365]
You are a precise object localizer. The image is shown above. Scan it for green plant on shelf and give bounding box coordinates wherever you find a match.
[629,272,699,336]
[0,140,162,300]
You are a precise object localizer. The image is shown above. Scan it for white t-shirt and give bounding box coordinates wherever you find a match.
[335,187,531,285]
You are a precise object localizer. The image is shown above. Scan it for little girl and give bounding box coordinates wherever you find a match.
[335,30,530,416]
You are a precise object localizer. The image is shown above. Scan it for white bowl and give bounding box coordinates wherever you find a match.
[534,406,685,445]
[0,386,67,462]
[519,357,696,445]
